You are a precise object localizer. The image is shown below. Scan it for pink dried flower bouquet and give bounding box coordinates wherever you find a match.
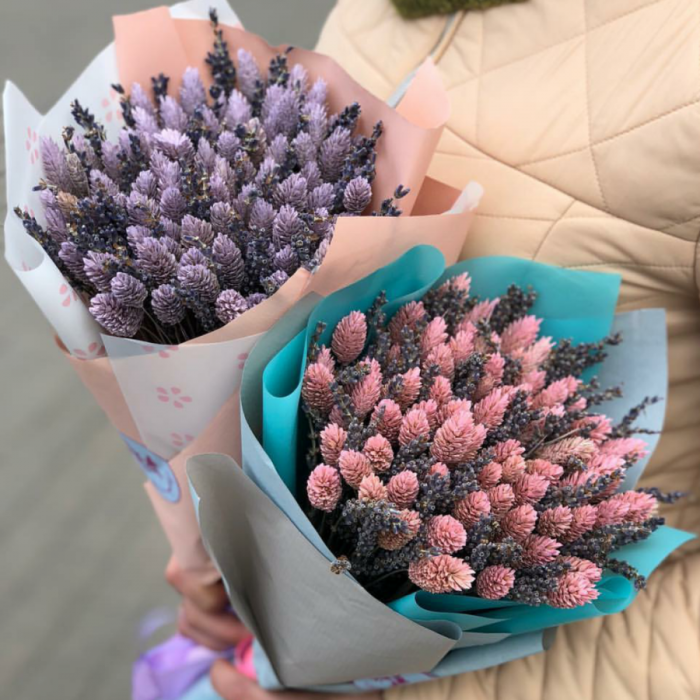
[301,271,681,608]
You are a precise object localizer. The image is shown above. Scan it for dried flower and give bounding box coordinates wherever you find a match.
[488,484,516,518]
[387,471,420,509]
[332,311,367,364]
[307,464,342,512]
[408,556,475,594]
[363,434,394,473]
[372,399,403,443]
[399,408,431,447]
[522,535,562,566]
[427,515,467,554]
[476,566,516,600]
[501,504,538,542]
[359,474,388,502]
[432,411,486,464]
[454,491,491,528]
[302,362,334,412]
[338,450,372,488]
[320,423,347,466]
[215,289,248,324]
[547,572,599,609]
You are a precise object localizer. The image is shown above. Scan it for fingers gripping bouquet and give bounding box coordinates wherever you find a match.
[188,246,693,693]
[3,1,477,577]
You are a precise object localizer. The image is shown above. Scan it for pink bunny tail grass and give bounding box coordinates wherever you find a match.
[513,473,549,506]
[560,556,603,583]
[476,565,516,600]
[516,336,554,374]
[424,343,455,379]
[537,506,573,538]
[439,272,471,296]
[331,310,367,364]
[351,359,383,417]
[474,386,513,429]
[478,461,503,489]
[372,399,403,444]
[519,369,546,394]
[548,572,599,609]
[439,398,472,424]
[396,367,422,410]
[420,316,448,358]
[363,434,394,473]
[320,423,347,467]
[533,376,580,409]
[408,555,475,594]
[427,515,467,554]
[493,439,525,462]
[449,325,477,365]
[399,408,431,447]
[599,437,649,461]
[377,510,421,550]
[522,535,562,566]
[614,491,658,522]
[415,399,440,429]
[307,465,342,512]
[526,459,564,484]
[387,471,420,509]
[358,474,388,502]
[500,454,527,483]
[574,414,612,444]
[454,490,491,528]
[338,450,372,489]
[537,437,597,466]
[500,504,538,542]
[464,298,499,325]
[388,301,427,343]
[301,362,334,412]
[316,346,335,372]
[487,483,516,518]
[501,315,541,354]
[588,453,626,478]
[431,411,487,464]
[595,498,631,526]
[562,505,598,542]
[475,353,505,399]
[568,397,588,412]
[429,375,454,407]
[430,462,450,478]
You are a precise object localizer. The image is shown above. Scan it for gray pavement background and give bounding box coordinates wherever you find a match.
[0,2,335,698]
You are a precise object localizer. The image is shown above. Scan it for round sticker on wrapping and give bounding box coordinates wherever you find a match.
[120,433,181,503]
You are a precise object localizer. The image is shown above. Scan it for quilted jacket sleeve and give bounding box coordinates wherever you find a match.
[317,1,700,698]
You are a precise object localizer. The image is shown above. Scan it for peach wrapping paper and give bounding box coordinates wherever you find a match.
[4,0,483,581]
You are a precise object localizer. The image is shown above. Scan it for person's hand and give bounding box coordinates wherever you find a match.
[211,661,382,700]
[165,557,249,651]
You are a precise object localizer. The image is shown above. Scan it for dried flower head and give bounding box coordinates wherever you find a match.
[307,464,342,512]
[408,556,475,594]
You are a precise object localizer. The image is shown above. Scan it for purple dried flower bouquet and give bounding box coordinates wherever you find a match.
[4,2,470,580]
[15,10,411,343]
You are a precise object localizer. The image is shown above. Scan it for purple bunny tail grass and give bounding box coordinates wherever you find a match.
[318,127,352,181]
[215,289,248,324]
[236,49,262,102]
[342,176,372,213]
[212,234,245,289]
[179,67,207,114]
[151,284,186,326]
[40,137,72,192]
[110,272,147,308]
[90,293,144,338]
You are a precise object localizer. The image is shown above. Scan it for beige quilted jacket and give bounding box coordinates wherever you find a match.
[317,1,700,698]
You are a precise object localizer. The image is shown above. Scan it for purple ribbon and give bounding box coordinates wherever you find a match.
[132,634,232,700]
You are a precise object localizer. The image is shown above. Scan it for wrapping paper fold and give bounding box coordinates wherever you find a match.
[187,245,693,693]
[3,0,480,577]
